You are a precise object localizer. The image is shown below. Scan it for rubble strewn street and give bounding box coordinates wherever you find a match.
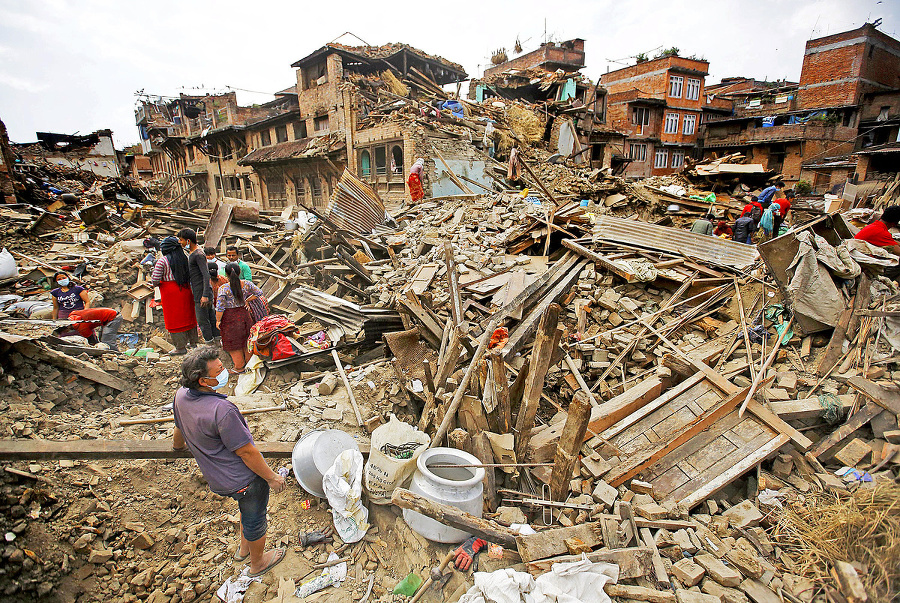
[1,16,900,603]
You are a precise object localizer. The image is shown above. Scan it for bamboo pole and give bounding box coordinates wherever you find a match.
[739,316,794,417]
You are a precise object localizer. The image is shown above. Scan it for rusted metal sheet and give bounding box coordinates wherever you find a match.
[326,169,390,234]
[591,215,759,269]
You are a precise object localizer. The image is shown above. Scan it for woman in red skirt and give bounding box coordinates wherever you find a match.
[215,262,270,373]
[151,236,198,354]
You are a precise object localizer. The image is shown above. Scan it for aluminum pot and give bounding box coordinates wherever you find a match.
[291,429,360,498]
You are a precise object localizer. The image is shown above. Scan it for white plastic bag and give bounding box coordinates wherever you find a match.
[364,414,429,504]
[322,449,369,543]
[0,249,18,280]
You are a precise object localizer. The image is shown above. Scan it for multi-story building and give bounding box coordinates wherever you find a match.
[702,23,900,191]
[601,54,709,177]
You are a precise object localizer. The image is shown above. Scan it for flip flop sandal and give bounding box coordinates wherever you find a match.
[228,368,246,375]
[247,548,286,578]
[234,550,249,563]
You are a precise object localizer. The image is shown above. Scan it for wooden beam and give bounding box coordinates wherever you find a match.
[390,488,517,548]
[549,391,592,501]
[605,382,755,487]
[489,350,512,434]
[561,239,637,282]
[847,377,900,415]
[524,547,653,578]
[817,307,854,376]
[808,401,882,459]
[513,304,561,461]
[443,240,463,328]
[769,395,856,420]
[0,439,298,460]
[515,522,603,562]
[17,342,129,391]
[640,527,672,590]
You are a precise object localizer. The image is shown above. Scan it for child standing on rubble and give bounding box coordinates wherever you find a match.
[50,271,91,320]
[152,236,199,355]
[215,262,269,374]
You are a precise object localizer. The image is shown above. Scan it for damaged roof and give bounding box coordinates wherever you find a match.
[238,133,345,165]
[292,42,467,81]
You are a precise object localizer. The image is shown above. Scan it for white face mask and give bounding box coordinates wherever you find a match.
[57,278,70,287]
[210,368,229,390]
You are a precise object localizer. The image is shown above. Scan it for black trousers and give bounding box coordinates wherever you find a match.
[195,301,220,342]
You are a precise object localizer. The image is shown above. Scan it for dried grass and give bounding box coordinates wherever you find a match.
[380,70,408,97]
[774,481,900,601]
[506,104,544,146]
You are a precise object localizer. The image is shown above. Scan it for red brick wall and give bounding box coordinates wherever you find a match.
[798,24,900,110]
[484,40,585,77]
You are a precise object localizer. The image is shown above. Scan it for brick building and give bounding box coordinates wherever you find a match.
[239,42,468,211]
[601,54,709,177]
[701,23,900,191]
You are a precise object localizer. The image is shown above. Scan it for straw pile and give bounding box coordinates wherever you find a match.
[774,482,900,602]
[507,104,544,145]
[380,70,409,97]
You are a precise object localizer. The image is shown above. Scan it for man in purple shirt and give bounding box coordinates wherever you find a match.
[173,347,286,577]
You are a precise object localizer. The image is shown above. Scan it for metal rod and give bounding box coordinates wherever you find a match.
[429,462,552,468]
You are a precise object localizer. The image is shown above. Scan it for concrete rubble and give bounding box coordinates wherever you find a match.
[0,32,899,603]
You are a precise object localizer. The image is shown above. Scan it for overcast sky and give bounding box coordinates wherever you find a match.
[1,0,897,148]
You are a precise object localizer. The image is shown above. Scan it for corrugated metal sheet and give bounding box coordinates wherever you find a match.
[287,286,402,336]
[591,215,759,268]
[325,169,390,234]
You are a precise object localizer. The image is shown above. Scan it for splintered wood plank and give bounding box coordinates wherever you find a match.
[650,406,702,442]
[651,464,692,496]
[515,522,603,562]
[599,374,706,442]
[605,382,755,487]
[611,379,714,449]
[0,439,300,460]
[665,428,783,503]
[681,435,740,478]
[645,410,743,482]
[677,434,791,509]
[619,433,653,455]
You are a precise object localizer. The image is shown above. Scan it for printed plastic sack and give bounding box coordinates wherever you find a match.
[364,414,429,505]
[322,449,369,543]
[0,249,18,280]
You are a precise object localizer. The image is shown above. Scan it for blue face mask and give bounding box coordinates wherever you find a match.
[210,368,229,390]
[57,278,70,287]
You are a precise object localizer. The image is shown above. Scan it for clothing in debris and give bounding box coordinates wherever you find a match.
[690,218,714,235]
[51,284,88,319]
[173,387,256,496]
[68,307,122,346]
[854,219,898,248]
[733,216,757,244]
[714,220,733,237]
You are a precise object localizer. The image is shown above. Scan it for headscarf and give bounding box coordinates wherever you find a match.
[161,236,190,288]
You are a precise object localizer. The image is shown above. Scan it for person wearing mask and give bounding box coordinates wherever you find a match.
[205,247,223,277]
[225,246,253,281]
[66,307,122,348]
[690,213,714,236]
[178,228,217,344]
[50,272,90,320]
[757,182,783,208]
[733,214,757,245]
[172,347,286,577]
[152,236,199,355]
[215,263,269,374]
[773,190,793,236]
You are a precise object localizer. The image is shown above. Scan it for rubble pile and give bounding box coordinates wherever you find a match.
[2,78,900,603]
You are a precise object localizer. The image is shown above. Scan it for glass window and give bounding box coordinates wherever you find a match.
[683,114,697,135]
[664,113,679,134]
[260,130,271,146]
[275,125,288,143]
[314,115,329,132]
[632,107,650,126]
[654,148,669,168]
[671,150,685,168]
[685,78,701,101]
[629,143,647,162]
[360,150,371,179]
[669,75,683,98]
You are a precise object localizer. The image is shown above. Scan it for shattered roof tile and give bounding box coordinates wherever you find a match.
[238,133,345,165]
[293,42,466,76]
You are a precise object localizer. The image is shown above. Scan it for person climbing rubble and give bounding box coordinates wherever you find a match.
[64,307,122,349]
[172,346,286,578]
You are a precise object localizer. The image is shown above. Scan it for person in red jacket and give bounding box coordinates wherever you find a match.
[772,190,793,236]
[854,206,900,256]
[66,307,123,348]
